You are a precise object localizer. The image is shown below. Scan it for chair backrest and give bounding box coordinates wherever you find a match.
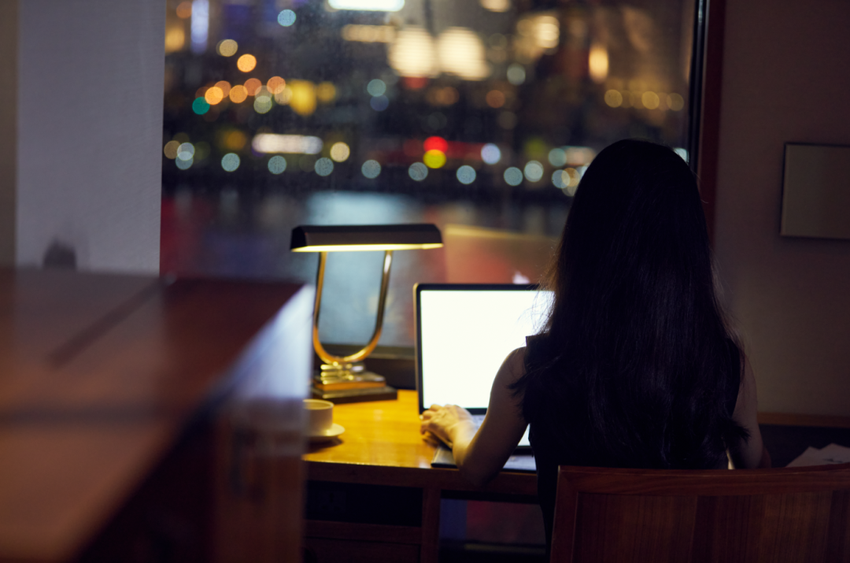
[550,463,850,563]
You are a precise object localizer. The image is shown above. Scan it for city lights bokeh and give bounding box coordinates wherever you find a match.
[409,162,428,181]
[423,150,446,169]
[506,63,525,85]
[221,153,240,171]
[192,97,210,114]
[504,167,523,186]
[163,140,179,159]
[362,160,382,179]
[370,96,389,111]
[481,144,501,164]
[268,155,287,174]
[163,0,694,228]
[176,2,192,19]
[330,142,351,162]
[165,0,692,193]
[229,85,248,103]
[524,161,544,182]
[237,54,257,73]
[160,0,698,353]
[315,158,334,176]
[204,87,224,105]
[243,78,262,96]
[252,134,323,154]
[190,0,209,54]
[267,76,286,94]
[278,10,296,27]
[254,94,272,114]
[367,79,387,97]
[217,39,238,57]
[456,166,477,185]
[328,0,405,12]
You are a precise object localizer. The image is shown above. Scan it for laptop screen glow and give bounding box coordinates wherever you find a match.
[417,287,553,411]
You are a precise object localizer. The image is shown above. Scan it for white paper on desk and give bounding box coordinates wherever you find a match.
[786,447,824,467]
[786,443,850,467]
[818,443,850,464]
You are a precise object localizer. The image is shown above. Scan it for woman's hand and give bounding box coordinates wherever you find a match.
[419,404,475,448]
[419,348,528,487]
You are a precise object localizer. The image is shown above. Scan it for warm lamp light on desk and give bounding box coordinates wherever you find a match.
[290,224,443,403]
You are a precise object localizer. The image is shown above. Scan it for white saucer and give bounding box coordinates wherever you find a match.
[308,423,345,442]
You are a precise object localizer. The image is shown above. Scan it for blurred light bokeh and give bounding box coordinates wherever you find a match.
[161,0,695,348]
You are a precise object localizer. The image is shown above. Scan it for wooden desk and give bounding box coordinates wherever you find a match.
[0,269,314,563]
[303,393,850,562]
[302,390,537,563]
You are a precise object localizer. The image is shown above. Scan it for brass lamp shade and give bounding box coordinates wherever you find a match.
[291,224,443,403]
[290,224,443,252]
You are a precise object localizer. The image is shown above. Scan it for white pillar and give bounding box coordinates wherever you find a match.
[0,0,165,274]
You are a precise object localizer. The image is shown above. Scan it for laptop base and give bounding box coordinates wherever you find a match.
[431,445,537,472]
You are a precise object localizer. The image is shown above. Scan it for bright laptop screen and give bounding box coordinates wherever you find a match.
[415,284,553,413]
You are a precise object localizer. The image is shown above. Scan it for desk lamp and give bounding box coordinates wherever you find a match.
[291,224,443,403]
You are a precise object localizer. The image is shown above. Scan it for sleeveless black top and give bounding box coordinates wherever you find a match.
[521,336,742,547]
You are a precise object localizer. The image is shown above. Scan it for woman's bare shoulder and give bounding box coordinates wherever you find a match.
[496,346,527,385]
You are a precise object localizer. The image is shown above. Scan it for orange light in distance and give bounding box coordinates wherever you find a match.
[237,54,257,72]
[267,76,286,94]
[176,1,192,18]
[215,81,232,97]
[229,85,248,103]
[204,87,224,105]
[403,76,429,90]
[485,90,505,108]
[243,78,262,96]
[316,82,337,103]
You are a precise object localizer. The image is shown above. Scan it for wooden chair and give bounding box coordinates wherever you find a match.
[550,463,850,563]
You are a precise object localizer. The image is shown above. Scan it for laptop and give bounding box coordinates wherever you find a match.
[414,283,553,469]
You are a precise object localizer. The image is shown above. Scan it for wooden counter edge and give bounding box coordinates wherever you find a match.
[759,412,850,428]
[304,460,537,496]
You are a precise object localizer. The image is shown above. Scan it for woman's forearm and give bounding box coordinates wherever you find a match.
[452,423,500,487]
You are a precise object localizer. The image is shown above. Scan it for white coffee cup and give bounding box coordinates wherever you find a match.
[303,398,334,436]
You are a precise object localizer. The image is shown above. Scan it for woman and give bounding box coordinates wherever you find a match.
[419,139,769,544]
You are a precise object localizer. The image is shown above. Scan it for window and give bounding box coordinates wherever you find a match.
[161,0,698,348]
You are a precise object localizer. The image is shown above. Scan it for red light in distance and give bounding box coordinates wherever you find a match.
[423,136,448,153]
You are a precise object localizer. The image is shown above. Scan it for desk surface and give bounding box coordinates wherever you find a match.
[304,390,431,469]
[304,391,850,480]
[301,390,537,563]
[303,390,537,496]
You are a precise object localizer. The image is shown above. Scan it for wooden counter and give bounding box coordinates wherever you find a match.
[0,269,314,563]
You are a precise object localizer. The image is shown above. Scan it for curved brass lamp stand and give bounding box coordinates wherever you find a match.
[312,250,393,386]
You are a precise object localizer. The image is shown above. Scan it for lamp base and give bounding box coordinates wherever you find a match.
[313,363,386,391]
[312,363,398,403]
[311,382,398,404]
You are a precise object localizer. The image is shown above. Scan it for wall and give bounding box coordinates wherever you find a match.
[0,2,18,264]
[714,0,850,415]
[4,1,165,273]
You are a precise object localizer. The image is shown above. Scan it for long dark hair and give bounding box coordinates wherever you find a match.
[514,139,746,469]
